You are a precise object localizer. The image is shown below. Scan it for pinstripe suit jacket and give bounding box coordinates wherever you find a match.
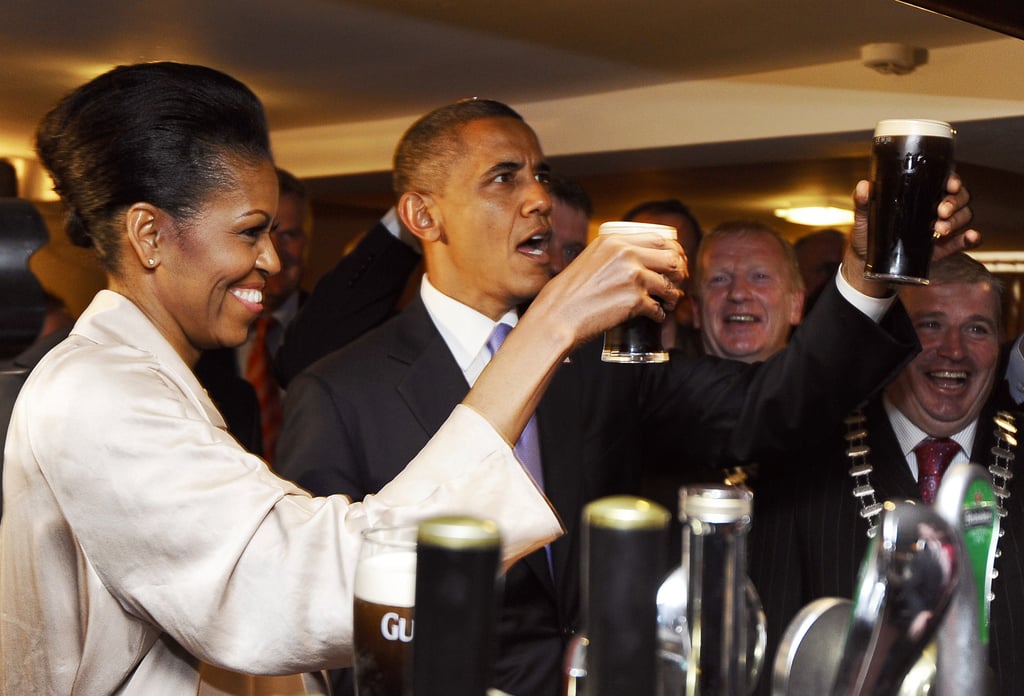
[750,390,1024,695]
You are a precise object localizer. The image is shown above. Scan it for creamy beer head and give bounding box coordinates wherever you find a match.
[874,119,954,140]
[354,527,418,696]
[599,220,677,240]
[354,551,417,606]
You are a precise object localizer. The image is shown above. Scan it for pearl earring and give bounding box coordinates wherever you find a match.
[147,258,156,266]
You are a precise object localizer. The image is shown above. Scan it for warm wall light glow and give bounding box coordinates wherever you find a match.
[774,206,855,227]
[967,251,1024,273]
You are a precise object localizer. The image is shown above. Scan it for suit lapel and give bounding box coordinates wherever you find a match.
[386,298,561,598]
[390,297,472,437]
[865,400,922,503]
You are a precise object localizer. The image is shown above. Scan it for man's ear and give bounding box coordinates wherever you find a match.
[124,202,163,269]
[398,192,443,244]
[789,289,807,326]
[690,295,703,329]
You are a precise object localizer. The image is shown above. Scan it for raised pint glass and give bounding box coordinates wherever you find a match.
[353,525,418,696]
[599,221,677,363]
[865,118,955,285]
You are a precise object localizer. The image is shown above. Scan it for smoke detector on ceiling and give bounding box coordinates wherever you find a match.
[860,43,927,75]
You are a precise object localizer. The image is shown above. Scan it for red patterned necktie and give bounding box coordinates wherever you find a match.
[913,437,960,504]
[245,317,282,465]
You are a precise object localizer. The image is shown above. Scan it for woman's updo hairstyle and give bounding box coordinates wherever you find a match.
[35,62,272,271]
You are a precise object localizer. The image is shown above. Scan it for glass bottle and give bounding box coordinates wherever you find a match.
[656,484,765,696]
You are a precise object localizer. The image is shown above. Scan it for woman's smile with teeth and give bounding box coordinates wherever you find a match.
[231,287,263,304]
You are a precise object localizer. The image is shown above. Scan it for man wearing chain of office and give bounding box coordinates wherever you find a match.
[751,252,1024,695]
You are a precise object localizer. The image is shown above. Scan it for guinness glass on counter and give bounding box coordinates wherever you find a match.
[865,118,955,285]
[412,516,502,696]
[353,525,418,696]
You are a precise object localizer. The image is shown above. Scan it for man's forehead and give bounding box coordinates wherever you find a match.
[904,281,999,319]
[459,117,541,150]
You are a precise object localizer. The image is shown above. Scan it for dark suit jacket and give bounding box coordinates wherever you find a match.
[749,389,1024,695]
[274,221,421,388]
[276,281,917,696]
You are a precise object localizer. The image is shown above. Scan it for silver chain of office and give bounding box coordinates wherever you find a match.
[845,409,1016,598]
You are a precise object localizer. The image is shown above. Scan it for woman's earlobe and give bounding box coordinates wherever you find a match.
[124,203,162,269]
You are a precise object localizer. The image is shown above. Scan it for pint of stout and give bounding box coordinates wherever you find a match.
[598,221,677,364]
[353,526,417,696]
[865,118,955,285]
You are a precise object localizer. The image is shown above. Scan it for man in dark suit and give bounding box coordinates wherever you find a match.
[750,252,1023,695]
[275,98,976,696]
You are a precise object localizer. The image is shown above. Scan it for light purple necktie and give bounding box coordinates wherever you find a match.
[487,322,553,575]
[486,323,546,491]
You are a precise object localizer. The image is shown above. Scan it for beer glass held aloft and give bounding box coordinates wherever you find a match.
[598,221,678,364]
[865,119,956,285]
[353,525,418,696]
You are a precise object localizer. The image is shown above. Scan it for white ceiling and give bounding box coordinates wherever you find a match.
[2,0,1024,245]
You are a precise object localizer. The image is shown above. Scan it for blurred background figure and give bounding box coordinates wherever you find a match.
[623,198,704,356]
[547,173,592,276]
[794,227,846,315]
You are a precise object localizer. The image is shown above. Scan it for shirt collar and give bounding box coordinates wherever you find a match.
[882,393,977,460]
[420,275,518,372]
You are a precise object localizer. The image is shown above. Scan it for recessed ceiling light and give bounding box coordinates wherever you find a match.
[774,206,855,227]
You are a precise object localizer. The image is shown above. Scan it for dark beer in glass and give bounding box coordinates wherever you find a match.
[599,221,677,363]
[865,119,955,285]
[353,526,418,696]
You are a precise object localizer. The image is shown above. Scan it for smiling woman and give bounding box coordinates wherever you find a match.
[0,61,687,696]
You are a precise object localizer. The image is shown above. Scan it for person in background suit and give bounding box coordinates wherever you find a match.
[275,97,977,696]
[794,227,847,315]
[547,173,592,276]
[642,220,805,556]
[0,292,74,520]
[623,198,704,356]
[273,205,421,389]
[749,252,1023,695]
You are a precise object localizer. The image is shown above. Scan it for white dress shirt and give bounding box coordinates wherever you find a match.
[0,290,559,695]
[420,275,518,386]
[882,394,975,480]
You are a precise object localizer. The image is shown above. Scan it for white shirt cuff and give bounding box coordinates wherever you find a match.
[835,263,896,323]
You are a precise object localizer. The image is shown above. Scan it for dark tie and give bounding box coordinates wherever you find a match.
[245,317,282,464]
[913,437,960,504]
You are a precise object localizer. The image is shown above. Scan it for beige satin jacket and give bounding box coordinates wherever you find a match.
[0,290,560,695]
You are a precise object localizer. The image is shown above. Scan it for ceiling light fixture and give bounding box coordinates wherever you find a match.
[774,206,855,227]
